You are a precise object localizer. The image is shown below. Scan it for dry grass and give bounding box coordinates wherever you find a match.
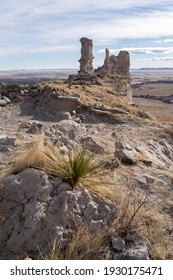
[109,182,173,260]
[138,208,173,259]
[0,136,47,181]
[39,224,108,260]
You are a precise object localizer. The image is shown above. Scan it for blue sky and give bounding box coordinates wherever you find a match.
[0,0,173,70]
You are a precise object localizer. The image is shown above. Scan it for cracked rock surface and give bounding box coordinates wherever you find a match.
[0,168,116,254]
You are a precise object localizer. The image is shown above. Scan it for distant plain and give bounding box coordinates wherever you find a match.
[132,69,173,123]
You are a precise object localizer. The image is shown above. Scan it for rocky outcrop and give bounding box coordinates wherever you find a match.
[77,37,130,79]
[116,51,130,77]
[115,138,173,168]
[79,37,94,74]
[96,49,130,78]
[0,168,116,255]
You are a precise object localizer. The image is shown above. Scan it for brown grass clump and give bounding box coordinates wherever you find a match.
[39,224,107,260]
[138,208,173,259]
[0,136,47,180]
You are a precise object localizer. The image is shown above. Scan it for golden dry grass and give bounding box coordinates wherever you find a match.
[39,224,108,260]
[0,136,47,180]
[109,181,173,260]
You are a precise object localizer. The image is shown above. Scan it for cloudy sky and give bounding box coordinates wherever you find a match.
[0,0,173,70]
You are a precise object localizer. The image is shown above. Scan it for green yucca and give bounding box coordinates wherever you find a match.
[44,147,105,187]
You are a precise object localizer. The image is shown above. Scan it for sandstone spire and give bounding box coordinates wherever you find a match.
[116,51,130,78]
[79,37,94,74]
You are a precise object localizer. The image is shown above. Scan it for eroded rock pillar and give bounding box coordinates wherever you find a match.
[79,37,94,74]
[117,51,130,78]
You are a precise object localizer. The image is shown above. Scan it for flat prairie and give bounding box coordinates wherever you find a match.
[131,69,173,123]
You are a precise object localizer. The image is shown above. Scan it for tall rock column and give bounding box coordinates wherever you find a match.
[116,51,130,78]
[79,37,94,74]
[102,48,111,73]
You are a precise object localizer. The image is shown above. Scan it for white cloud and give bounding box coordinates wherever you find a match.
[140,56,173,61]
[154,38,173,43]
[98,47,173,55]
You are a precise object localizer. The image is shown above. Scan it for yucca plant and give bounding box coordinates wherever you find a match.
[44,147,105,188]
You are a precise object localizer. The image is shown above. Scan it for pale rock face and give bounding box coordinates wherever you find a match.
[116,51,130,78]
[79,37,94,74]
[115,138,173,168]
[0,168,116,254]
[95,48,130,78]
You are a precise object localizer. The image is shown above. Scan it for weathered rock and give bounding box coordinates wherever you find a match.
[115,138,173,167]
[95,48,130,78]
[116,51,130,78]
[80,136,105,154]
[115,141,138,164]
[0,168,116,254]
[79,37,94,74]
[135,174,155,188]
[2,96,11,104]
[113,234,149,260]
[54,119,86,141]
[0,135,16,146]
[123,234,149,260]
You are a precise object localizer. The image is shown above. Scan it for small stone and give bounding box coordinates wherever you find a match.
[0,99,7,106]
[111,236,126,251]
[59,145,69,155]
[2,96,11,104]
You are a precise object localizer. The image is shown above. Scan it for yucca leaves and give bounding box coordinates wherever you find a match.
[44,147,105,187]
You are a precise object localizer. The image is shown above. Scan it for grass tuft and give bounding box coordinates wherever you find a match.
[43,146,106,188]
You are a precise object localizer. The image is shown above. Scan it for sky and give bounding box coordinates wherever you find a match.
[0,0,173,70]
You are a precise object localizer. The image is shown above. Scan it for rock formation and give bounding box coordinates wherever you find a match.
[116,51,130,77]
[78,37,94,74]
[95,48,130,78]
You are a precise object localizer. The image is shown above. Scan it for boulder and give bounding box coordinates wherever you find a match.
[0,168,116,254]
